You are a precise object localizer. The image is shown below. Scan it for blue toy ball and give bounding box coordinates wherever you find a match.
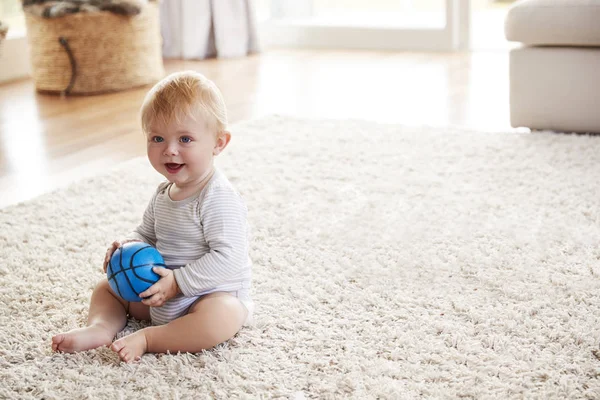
[107,242,166,302]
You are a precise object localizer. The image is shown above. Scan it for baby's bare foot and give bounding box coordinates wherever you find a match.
[51,326,114,353]
[110,330,148,363]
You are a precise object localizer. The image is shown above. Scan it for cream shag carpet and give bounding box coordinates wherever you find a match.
[1,116,600,399]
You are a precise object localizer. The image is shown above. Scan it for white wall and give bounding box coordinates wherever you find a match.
[0,35,31,83]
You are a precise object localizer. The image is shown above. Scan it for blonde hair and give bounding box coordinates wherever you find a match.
[140,71,227,135]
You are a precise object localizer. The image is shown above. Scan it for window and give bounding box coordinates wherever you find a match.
[311,0,446,29]
[260,0,469,51]
[254,0,272,22]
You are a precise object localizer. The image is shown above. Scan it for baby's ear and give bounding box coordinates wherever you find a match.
[213,131,231,155]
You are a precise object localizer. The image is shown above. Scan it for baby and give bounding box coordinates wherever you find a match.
[51,71,253,362]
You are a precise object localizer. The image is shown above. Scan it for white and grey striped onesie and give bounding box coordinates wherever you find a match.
[128,169,253,325]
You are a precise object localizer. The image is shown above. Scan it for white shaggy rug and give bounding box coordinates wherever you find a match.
[1,116,600,399]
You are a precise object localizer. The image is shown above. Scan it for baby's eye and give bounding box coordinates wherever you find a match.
[151,136,164,143]
[180,136,193,143]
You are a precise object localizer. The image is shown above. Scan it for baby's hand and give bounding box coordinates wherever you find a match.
[102,239,141,273]
[140,268,180,307]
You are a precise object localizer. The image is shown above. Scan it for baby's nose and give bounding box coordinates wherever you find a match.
[164,144,179,155]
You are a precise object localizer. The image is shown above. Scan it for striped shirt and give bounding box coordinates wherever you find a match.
[129,169,252,300]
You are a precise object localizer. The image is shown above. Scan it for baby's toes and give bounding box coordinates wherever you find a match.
[117,347,134,362]
[110,340,124,353]
[122,352,137,363]
[51,334,64,352]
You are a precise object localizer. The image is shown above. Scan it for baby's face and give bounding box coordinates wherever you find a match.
[146,113,218,189]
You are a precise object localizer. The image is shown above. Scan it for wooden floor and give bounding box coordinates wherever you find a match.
[0,49,516,208]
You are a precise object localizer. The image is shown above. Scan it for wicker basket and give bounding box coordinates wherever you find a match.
[25,3,164,95]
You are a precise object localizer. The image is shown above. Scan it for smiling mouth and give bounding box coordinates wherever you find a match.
[165,163,184,174]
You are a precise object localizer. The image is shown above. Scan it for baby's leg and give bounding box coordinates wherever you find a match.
[51,279,150,353]
[111,292,247,362]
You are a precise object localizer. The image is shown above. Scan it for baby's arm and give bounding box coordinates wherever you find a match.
[173,186,249,296]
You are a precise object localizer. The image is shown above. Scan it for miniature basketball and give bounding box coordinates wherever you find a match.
[107,242,166,302]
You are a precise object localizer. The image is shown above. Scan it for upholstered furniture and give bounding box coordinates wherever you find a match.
[505,0,600,133]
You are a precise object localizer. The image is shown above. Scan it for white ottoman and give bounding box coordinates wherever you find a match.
[505,0,600,133]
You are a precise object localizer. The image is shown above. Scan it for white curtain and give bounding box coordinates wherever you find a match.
[160,0,260,59]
